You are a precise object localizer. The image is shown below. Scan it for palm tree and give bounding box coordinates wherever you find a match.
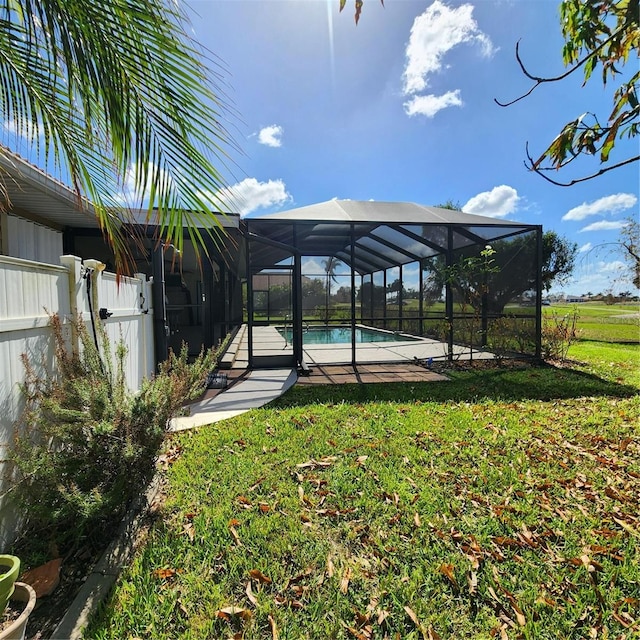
[0,0,235,273]
[322,257,341,323]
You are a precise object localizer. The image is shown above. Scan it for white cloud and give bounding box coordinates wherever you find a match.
[579,220,629,233]
[578,242,593,253]
[257,125,283,148]
[3,118,45,140]
[560,260,629,295]
[462,185,520,218]
[402,0,494,117]
[115,162,173,207]
[301,258,327,276]
[403,90,462,118]
[563,193,637,221]
[599,260,626,274]
[217,177,291,216]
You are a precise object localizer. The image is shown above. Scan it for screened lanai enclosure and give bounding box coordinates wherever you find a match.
[244,200,543,369]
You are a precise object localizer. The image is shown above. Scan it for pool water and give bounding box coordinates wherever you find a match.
[277,326,420,345]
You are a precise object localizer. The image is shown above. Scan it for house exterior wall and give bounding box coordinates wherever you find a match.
[5,214,63,264]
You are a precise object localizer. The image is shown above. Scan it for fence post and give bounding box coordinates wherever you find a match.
[135,272,155,378]
[60,255,83,350]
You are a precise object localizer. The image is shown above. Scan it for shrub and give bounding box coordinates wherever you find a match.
[541,308,581,361]
[12,313,224,551]
[487,316,537,358]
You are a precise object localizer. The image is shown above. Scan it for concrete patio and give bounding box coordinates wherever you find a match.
[224,324,495,368]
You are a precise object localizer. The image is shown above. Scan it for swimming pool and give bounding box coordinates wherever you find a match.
[276,326,421,345]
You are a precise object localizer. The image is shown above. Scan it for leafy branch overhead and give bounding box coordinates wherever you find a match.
[496,0,639,186]
[339,0,384,25]
[0,0,238,273]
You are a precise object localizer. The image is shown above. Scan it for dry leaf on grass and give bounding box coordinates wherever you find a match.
[404,606,428,639]
[296,456,337,470]
[377,609,390,626]
[215,605,252,622]
[340,566,352,594]
[467,570,478,596]
[341,622,372,640]
[248,476,265,491]
[245,581,258,606]
[249,569,272,584]
[152,568,177,580]
[268,614,278,639]
[438,563,458,590]
[229,526,242,546]
[327,556,335,578]
[182,522,195,542]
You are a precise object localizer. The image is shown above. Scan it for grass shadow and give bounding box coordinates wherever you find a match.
[272,362,639,408]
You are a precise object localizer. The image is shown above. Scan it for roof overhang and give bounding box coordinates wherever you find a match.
[0,146,99,229]
[0,146,240,233]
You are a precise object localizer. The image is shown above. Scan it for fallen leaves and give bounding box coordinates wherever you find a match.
[181,511,197,542]
[229,521,242,546]
[248,569,272,584]
[612,597,639,628]
[295,456,338,470]
[339,565,352,594]
[245,580,258,606]
[215,605,252,622]
[152,567,177,581]
[438,563,458,591]
[152,395,639,639]
[157,444,183,470]
[403,606,441,640]
[268,614,279,639]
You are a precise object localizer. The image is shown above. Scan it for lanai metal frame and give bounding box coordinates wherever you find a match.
[244,200,543,369]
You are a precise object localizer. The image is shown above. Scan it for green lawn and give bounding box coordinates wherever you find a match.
[88,338,639,639]
[545,303,639,344]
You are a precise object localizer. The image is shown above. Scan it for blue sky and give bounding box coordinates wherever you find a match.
[2,0,638,295]
[186,0,638,295]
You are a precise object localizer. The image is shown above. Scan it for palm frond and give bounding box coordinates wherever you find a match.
[0,0,238,273]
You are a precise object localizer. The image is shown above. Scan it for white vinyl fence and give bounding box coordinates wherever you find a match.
[0,254,155,547]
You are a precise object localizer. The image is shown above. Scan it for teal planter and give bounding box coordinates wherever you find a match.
[0,556,20,615]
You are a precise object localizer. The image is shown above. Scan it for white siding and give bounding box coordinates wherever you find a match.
[6,215,63,264]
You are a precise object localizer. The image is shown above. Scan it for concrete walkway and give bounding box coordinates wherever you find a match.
[169,368,298,431]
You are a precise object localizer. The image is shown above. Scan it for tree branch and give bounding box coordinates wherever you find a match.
[524,143,640,186]
[495,22,632,108]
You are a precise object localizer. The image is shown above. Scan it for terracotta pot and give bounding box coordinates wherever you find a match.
[0,583,36,640]
[0,557,20,615]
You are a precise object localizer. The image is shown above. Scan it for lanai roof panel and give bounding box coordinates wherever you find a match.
[246,200,538,275]
[251,200,534,228]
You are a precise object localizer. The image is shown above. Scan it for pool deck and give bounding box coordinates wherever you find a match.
[224,324,494,368]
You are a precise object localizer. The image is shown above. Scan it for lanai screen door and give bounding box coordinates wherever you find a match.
[247,262,297,368]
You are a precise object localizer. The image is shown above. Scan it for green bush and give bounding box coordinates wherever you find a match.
[487,316,537,357]
[541,308,580,361]
[12,313,224,550]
